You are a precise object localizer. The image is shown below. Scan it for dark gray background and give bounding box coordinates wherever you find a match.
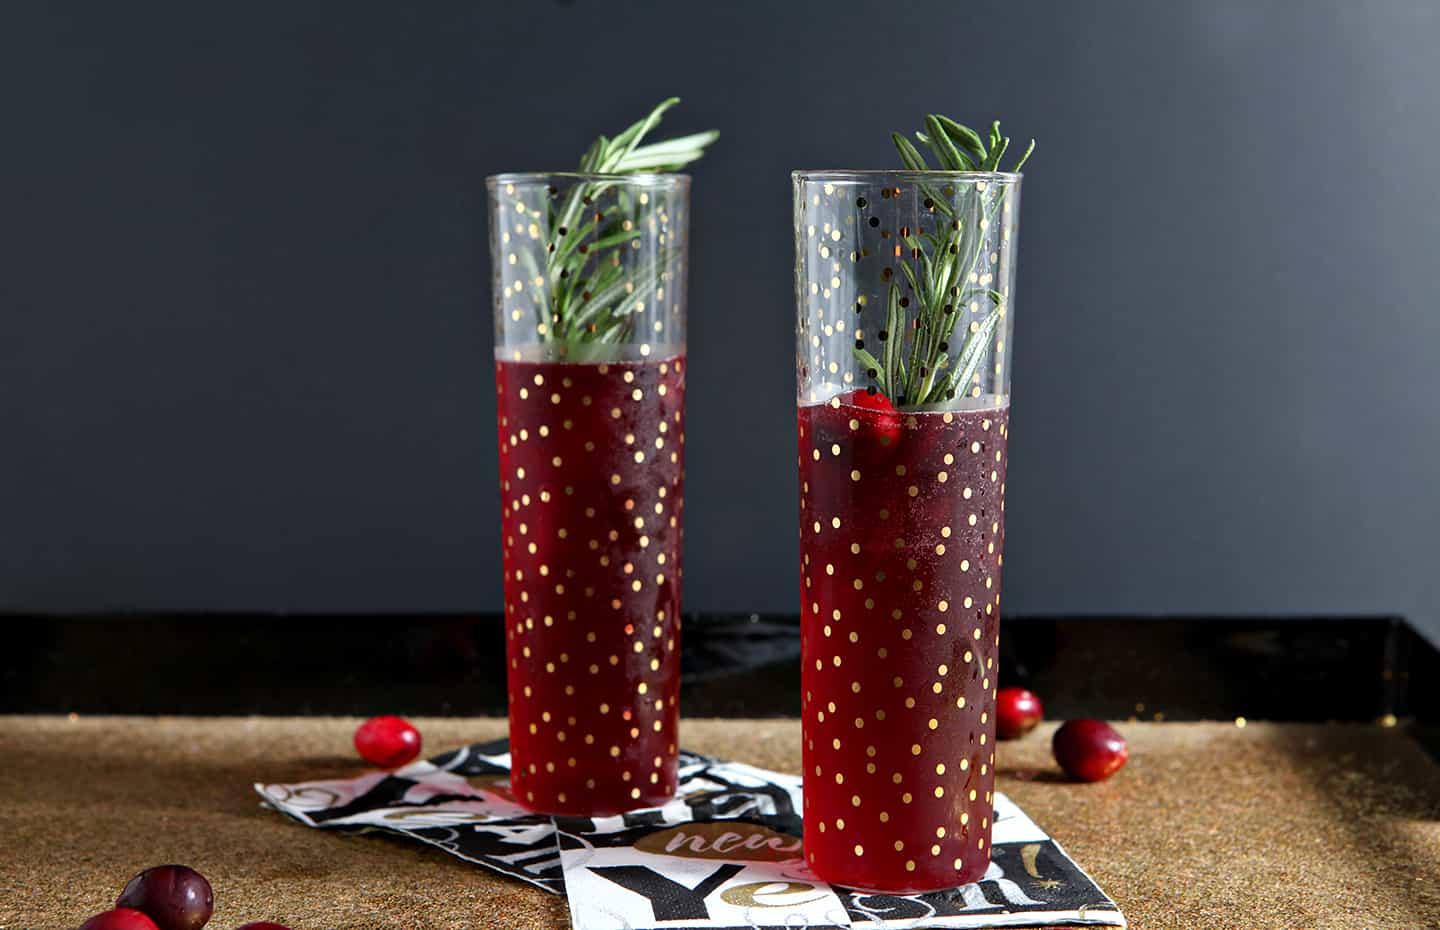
[3,2,1438,642]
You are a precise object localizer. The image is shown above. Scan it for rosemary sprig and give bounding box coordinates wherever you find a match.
[537,98,717,350]
[854,114,1033,409]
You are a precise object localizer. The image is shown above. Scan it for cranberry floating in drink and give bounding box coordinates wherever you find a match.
[487,100,714,815]
[793,116,1031,892]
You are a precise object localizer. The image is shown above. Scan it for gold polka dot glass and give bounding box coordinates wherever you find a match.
[793,170,1020,892]
[487,173,689,815]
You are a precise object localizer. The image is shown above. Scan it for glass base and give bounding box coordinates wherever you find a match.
[811,854,991,895]
[513,786,678,819]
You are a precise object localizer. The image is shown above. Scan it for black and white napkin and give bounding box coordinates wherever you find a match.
[257,739,1124,929]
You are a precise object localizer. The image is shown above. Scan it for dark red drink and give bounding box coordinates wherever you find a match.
[495,353,685,815]
[798,391,1009,891]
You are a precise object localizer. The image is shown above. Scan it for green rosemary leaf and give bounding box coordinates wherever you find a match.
[953,189,980,284]
[617,130,720,160]
[564,261,623,323]
[548,217,600,269]
[892,133,930,171]
[587,228,644,251]
[604,98,680,168]
[612,131,721,172]
[900,263,926,397]
[608,155,706,173]
[853,347,885,392]
[904,314,924,400]
[569,269,636,329]
[876,113,1033,409]
[579,137,604,173]
[527,99,715,350]
[924,115,969,171]
[959,288,1004,308]
[916,131,976,171]
[917,179,959,221]
[918,250,937,305]
[934,115,988,166]
[1014,139,1036,171]
[572,245,675,333]
[945,308,1001,400]
[987,136,1011,172]
[917,351,949,403]
[899,252,922,295]
[616,97,679,142]
[883,284,903,393]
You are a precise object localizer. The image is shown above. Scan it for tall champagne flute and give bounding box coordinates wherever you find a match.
[489,172,690,815]
[793,169,1021,891]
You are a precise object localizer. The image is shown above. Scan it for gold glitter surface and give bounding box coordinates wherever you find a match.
[5,721,1437,921]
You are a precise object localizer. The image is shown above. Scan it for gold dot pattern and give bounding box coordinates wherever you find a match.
[497,355,685,816]
[797,397,1008,891]
[792,175,1017,410]
[491,177,689,352]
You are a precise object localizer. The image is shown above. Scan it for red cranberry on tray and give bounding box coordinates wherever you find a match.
[1053,719,1129,782]
[114,865,213,930]
[79,910,161,930]
[995,687,1044,739]
[353,715,422,768]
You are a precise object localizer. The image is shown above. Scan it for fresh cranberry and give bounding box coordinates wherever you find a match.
[115,865,213,930]
[995,687,1044,739]
[80,909,161,930]
[1052,719,1129,782]
[839,389,903,446]
[848,387,896,414]
[354,715,422,768]
[234,924,293,930]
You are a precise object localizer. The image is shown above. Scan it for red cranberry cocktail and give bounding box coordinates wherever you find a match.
[794,166,1023,891]
[799,391,1007,889]
[496,355,684,814]
[488,168,693,815]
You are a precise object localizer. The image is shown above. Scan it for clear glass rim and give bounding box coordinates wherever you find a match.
[487,171,691,189]
[793,169,1020,184]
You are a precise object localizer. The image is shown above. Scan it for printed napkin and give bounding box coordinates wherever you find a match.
[256,738,1124,928]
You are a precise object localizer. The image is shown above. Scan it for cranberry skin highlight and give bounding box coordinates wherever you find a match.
[849,387,895,414]
[841,388,901,445]
[995,687,1044,739]
[1053,719,1129,782]
[353,715,422,768]
[80,909,161,930]
[115,865,213,930]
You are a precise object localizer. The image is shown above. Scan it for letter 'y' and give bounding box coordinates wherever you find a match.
[590,864,745,920]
